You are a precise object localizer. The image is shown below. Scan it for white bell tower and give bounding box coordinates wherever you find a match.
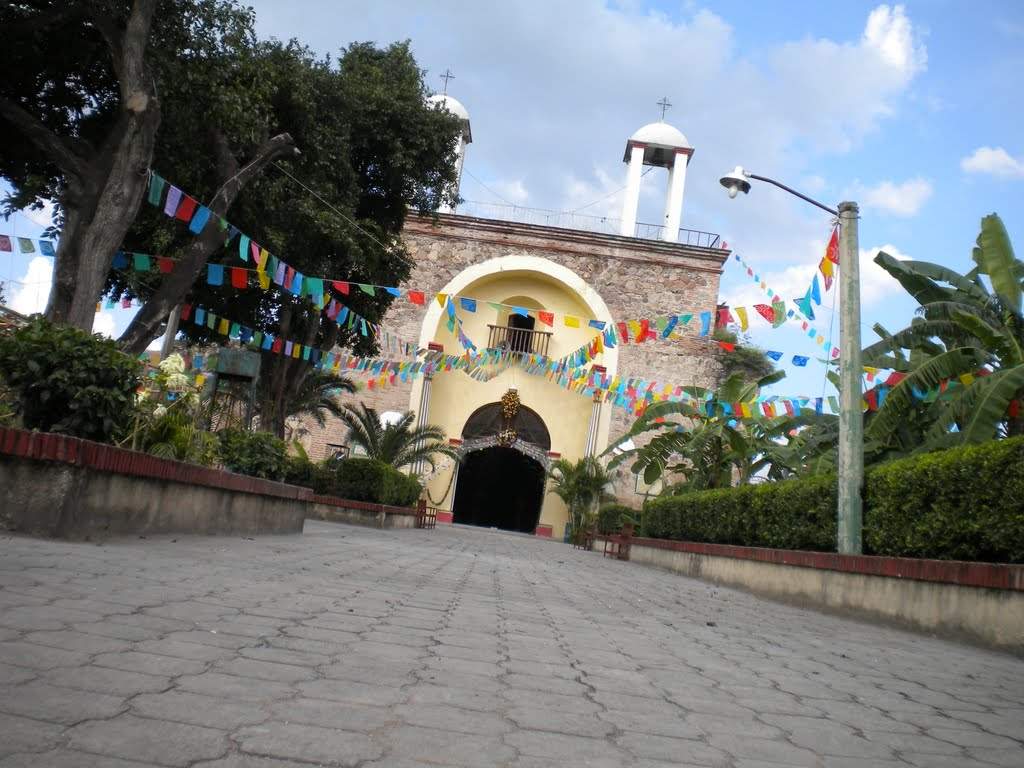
[426,71,472,215]
[619,100,694,242]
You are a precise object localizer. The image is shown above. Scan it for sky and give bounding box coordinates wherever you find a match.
[3,1,1023,397]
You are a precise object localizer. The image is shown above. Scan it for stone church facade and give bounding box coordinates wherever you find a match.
[296,96,729,540]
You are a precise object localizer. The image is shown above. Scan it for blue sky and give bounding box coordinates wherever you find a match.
[4,1,1023,399]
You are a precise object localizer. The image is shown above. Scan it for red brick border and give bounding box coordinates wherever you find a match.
[628,536,1024,592]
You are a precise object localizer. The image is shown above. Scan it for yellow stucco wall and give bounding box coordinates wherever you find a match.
[415,263,616,540]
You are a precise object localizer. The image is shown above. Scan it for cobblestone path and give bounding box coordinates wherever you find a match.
[0,521,1021,767]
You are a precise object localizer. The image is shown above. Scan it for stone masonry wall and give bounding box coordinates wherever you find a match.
[298,213,730,472]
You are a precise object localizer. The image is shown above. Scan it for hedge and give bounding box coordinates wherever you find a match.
[641,436,1024,563]
[598,503,639,534]
[314,458,421,507]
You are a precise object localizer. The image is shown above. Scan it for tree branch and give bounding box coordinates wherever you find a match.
[210,133,298,212]
[0,97,89,182]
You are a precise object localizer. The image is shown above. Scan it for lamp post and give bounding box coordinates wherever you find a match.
[719,166,862,555]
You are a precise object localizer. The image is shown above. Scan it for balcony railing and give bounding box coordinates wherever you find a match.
[453,200,721,249]
[487,324,552,357]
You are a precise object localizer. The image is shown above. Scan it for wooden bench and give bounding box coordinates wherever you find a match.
[602,522,635,561]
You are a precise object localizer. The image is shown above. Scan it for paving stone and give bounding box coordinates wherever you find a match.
[216,657,317,683]
[0,713,64,758]
[599,708,704,739]
[0,681,126,724]
[0,749,158,768]
[0,662,37,685]
[507,730,631,763]
[271,698,394,731]
[131,690,268,730]
[392,703,512,736]
[24,629,132,655]
[66,714,228,766]
[862,727,964,755]
[235,722,382,766]
[924,726,1022,749]
[297,678,406,707]
[383,725,517,766]
[506,706,614,738]
[707,734,821,766]
[133,638,236,662]
[177,671,295,702]
[93,651,206,677]
[0,641,91,670]
[407,682,504,712]
[42,664,170,696]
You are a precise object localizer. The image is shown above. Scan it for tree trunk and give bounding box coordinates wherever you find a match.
[0,0,161,332]
[118,132,296,354]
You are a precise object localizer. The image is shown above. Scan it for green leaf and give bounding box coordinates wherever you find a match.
[959,366,1024,443]
[976,214,1022,316]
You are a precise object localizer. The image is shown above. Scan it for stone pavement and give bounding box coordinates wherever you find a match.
[0,522,1022,768]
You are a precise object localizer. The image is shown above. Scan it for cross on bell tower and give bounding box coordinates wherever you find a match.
[657,96,673,121]
[440,69,455,95]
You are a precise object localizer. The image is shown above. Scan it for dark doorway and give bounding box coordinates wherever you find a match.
[507,313,536,353]
[452,447,546,533]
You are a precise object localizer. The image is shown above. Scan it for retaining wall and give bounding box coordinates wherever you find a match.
[0,428,418,539]
[626,537,1024,652]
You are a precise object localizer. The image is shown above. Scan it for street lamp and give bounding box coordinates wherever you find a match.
[720,165,863,555]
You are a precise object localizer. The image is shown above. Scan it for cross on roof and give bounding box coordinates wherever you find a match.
[441,69,455,94]
[657,96,673,120]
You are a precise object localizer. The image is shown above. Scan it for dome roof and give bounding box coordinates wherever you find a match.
[629,121,689,148]
[426,93,470,122]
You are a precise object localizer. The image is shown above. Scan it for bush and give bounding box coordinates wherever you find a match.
[0,316,141,442]
[597,503,637,534]
[282,454,318,488]
[642,437,1024,563]
[314,457,421,506]
[217,428,288,480]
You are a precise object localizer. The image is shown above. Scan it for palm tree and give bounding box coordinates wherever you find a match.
[864,213,1024,450]
[286,371,356,430]
[336,402,459,470]
[547,457,614,543]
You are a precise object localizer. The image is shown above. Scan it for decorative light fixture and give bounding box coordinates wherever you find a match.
[497,428,517,447]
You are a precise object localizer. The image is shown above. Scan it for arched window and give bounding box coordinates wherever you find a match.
[462,402,551,451]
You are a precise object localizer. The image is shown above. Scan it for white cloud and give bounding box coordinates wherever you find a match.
[9,256,53,315]
[489,179,530,205]
[21,199,56,229]
[855,177,933,216]
[248,2,927,272]
[960,146,1024,179]
[863,5,927,79]
[93,311,117,338]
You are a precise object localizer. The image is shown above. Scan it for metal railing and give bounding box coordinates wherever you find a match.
[487,324,552,357]
[453,200,721,249]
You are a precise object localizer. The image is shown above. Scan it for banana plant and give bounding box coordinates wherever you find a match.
[604,370,830,488]
[864,214,1023,448]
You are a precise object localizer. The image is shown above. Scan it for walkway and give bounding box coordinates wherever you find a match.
[0,522,1021,767]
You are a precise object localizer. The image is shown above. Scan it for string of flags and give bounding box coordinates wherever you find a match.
[0,234,56,257]
[141,174,836,365]
[731,251,841,359]
[106,236,827,371]
[793,226,840,321]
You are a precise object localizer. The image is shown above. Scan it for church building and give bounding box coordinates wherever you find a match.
[299,92,729,540]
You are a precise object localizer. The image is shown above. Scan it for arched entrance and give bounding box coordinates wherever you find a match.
[452,448,546,532]
[451,402,551,533]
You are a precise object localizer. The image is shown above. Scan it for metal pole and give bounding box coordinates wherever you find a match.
[159,304,181,360]
[837,201,863,554]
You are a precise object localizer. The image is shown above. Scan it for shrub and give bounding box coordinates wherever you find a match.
[641,436,1024,563]
[282,454,319,488]
[0,316,141,442]
[314,457,421,506]
[597,503,638,534]
[217,428,288,480]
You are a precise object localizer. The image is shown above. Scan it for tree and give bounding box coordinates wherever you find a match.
[863,214,1024,450]
[547,457,614,542]
[0,0,257,330]
[277,371,355,437]
[336,402,458,471]
[110,39,461,437]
